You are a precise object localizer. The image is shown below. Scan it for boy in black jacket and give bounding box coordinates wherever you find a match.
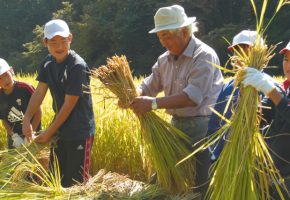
[23,19,95,187]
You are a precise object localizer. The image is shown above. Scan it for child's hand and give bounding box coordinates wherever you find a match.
[34,130,52,144]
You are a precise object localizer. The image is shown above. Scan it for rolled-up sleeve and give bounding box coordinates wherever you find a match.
[183,53,219,105]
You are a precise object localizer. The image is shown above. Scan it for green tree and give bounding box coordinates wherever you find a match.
[23,1,74,72]
[0,0,62,71]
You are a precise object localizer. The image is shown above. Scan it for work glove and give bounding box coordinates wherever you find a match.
[242,67,276,96]
[24,133,36,145]
[11,133,24,148]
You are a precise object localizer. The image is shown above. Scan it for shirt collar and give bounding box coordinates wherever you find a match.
[182,35,196,58]
[283,79,290,90]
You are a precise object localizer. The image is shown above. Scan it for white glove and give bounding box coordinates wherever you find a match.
[24,133,36,145]
[242,68,276,96]
[11,133,24,148]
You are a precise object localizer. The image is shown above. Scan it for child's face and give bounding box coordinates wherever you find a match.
[233,44,251,56]
[43,34,72,63]
[283,51,290,81]
[0,70,14,91]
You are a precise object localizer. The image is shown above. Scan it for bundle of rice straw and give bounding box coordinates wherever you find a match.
[178,0,290,199]
[0,167,171,200]
[90,55,195,193]
[0,145,197,199]
[0,141,48,188]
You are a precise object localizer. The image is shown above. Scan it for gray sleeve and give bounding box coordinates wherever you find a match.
[183,53,220,105]
[139,61,163,97]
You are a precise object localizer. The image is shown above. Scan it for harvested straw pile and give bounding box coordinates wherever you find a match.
[0,142,48,187]
[91,55,196,193]
[0,169,168,199]
[0,142,196,199]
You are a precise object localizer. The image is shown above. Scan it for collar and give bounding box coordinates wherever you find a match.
[283,80,290,90]
[183,35,197,57]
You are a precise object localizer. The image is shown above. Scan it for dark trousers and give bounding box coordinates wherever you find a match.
[270,176,290,200]
[172,116,211,199]
[49,136,94,187]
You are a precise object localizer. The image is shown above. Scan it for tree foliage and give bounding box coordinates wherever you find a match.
[0,0,288,75]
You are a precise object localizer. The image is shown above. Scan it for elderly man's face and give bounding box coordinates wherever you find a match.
[157,30,188,56]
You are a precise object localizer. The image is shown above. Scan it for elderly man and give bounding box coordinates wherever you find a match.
[130,4,224,197]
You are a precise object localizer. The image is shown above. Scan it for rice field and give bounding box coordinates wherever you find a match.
[6,73,161,181]
[0,72,284,199]
[0,73,182,199]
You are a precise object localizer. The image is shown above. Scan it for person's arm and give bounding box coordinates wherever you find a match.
[22,82,48,139]
[2,120,13,136]
[34,94,79,143]
[267,89,283,106]
[139,61,162,97]
[31,107,42,131]
[130,92,195,115]
[156,92,196,108]
[131,52,221,115]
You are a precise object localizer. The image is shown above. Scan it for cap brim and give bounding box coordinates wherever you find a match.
[227,42,253,52]
[0,67,11,76]
[149,17,196,34]
[279,48,290,55]
[45,31,70,39]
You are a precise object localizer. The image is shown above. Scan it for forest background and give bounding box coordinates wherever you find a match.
[0,0,289,76]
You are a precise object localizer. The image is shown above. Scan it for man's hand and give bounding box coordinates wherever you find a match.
[118,88,143,109]
[242,67,276,96]
[130,96,155,115]
[11,133,24,148]
[34,130,52,144]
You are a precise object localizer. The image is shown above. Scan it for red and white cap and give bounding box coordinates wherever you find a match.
[279,42,290,55]
[228,30,263,51]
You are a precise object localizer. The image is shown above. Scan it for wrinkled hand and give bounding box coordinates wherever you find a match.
[130,96,155,115]
[242,67,276,96]
[12,133,24,148]
[34,130,52,144]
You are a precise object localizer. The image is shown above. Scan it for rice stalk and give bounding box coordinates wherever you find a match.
[0,167,179,200]
[0,143,172,199]
[0,141,48,188]
[91,55,196,193]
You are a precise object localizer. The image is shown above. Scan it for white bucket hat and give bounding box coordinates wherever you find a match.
[228,30,263,51]
[149,5,196,34]
[44,19,70,39]
[279,41,290,55]
[0,58,10,76]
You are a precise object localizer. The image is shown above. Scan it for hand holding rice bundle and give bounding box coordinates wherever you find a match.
[91,55,196,193]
